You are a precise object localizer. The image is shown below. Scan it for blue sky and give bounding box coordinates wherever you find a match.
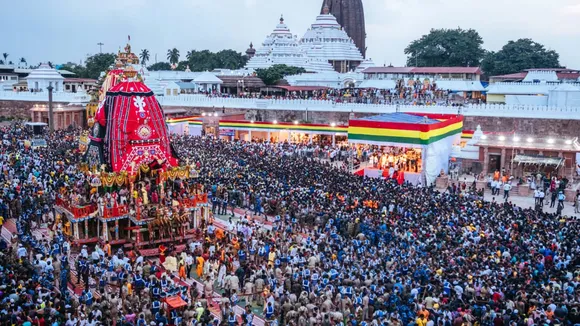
[2,0,579,68]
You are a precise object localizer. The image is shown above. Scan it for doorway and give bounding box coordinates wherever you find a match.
[488,154,501,173]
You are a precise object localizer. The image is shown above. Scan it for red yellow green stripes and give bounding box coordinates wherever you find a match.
[348,115,463,145]
[461,130,474,139]
[219,120,348,133]
[166,116,200,123]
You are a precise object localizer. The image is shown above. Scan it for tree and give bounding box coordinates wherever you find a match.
[139,49,150,66]
[58,62,87,78]
[255,64,306,85]
[404,28,485,67]
[481,38,561,77]
[167,48,180,65]
[183,49,247,72]
[19,57,26,67]
[2,53,7,63]
[215,49,248,70]
[0,60,3,65]
[148,62,172,71]
[83,53,116,79]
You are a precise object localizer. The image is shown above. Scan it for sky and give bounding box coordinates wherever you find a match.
[1,0,579,69]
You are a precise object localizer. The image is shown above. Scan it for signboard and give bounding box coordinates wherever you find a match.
[219,129,234,137]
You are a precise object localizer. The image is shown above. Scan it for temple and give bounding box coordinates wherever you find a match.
[244,16,334,72]
[302,5,365,73]
[321,0,366,58]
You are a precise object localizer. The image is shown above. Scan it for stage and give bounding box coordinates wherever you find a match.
[355,167,423,185]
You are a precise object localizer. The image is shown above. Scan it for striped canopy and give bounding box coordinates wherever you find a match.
[348,113,463,147]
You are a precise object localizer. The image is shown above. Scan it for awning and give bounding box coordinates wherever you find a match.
[512,154,564,167]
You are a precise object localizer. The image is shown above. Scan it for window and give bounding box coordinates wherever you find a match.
[166,89,171,96]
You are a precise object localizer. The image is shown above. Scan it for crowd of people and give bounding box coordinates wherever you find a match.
[0,123,579,326]
[198,79,484,107]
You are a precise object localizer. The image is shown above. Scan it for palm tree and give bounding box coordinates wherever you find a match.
[139,49,150,66]
[19,57,26,67]
[167,48,180,65]
[0,60,4,65]
[2,53,8,64]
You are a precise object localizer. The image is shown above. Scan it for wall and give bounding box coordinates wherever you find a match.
[463,116,580,138]
[0,100,70,119]
[505,95,548,106]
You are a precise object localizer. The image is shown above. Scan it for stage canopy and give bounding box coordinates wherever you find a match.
[348,113,463,185]
[167,116,203,136]
[219,120,348,136]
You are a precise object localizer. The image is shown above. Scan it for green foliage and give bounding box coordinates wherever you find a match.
[255,64,306,85]
[139,49,150,65]
[183,49,248,72]
[148,62,172,71]
[57,53,115,79]
[481,38,561,76]
[58,62,87,77]
[167,48,180,65]
[83,53,115,79]
[404,28,485,67]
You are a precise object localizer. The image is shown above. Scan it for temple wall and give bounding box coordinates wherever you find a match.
[178,106,580,138]
[2,101,580,138]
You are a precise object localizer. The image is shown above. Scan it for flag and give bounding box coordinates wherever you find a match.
[128,35,131,42]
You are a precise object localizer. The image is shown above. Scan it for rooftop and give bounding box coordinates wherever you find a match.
[363,67,482,75]
[358,112,441,124]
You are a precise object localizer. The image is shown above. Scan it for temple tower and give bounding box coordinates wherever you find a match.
[321,0,366,58]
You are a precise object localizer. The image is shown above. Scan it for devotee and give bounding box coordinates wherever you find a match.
[0,122,577,326]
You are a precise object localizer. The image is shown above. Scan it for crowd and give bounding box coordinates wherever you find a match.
[0,124,579,326]
[199,79,483,106]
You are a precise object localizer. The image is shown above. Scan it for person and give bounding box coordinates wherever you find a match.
[503,182,511,200]
[557,191,566,215]
[550,189,558,208]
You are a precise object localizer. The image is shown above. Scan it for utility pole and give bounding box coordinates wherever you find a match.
[47,85,54,132]
[97,42,104,53]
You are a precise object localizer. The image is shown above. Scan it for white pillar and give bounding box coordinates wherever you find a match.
[308,134,313,144]
[248,130,252,142]
[332,134,336,146]
[267,131,271,142]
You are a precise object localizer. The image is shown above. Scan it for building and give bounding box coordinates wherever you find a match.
[474,134,579,197]
[245,16,334,72]
[486,69,580,106]
[63,78,97,93]
[357,66,485,96]
[30,103,85,129]
[489,68,580,83]
[321,0,366,58]
[300,5,365,73]
[26,63,65,92]
[217,75,265,94]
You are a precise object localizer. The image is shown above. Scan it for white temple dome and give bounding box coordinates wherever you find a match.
[245,16,334,72]
[300,11,364,65]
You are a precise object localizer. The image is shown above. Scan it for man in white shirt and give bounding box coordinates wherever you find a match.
[503,183,512,200]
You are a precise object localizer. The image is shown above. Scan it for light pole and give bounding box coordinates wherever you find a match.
[47,85,54,132]
[97,42,104,53]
